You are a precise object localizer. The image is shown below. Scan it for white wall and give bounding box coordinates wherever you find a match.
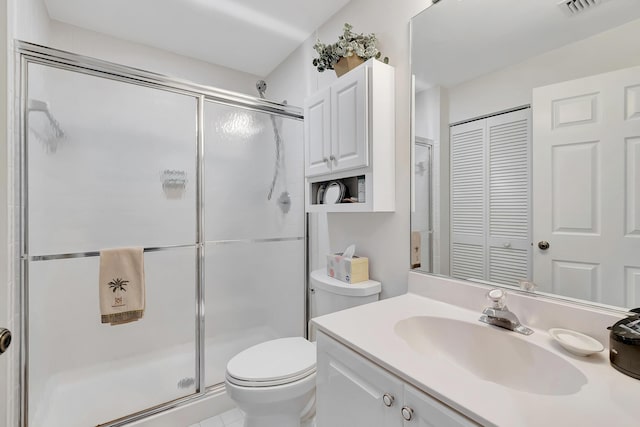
[448,18,640,123]
[267,0,428,299]
[14,0,260,94]
[15,0,51,44]
[47,21,260,94]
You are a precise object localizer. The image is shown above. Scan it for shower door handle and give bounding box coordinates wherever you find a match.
[0,328,11,355]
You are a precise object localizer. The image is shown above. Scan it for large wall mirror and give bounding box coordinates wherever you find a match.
[410,0,640,310]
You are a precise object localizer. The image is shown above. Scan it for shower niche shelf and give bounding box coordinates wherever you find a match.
[304,58,395,213]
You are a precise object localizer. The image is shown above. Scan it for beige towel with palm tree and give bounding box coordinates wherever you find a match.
[99,247,145,325]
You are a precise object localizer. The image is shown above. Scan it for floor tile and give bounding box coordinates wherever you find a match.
[220,408,244,425]
[199,415,224,427]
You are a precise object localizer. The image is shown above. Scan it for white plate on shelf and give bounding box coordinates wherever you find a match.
[316,184,327,204]
[323,181,343,204]
[548,328,604,356]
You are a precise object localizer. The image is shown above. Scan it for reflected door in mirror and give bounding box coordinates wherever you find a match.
[450,109,532,286]
[532,66,640,307]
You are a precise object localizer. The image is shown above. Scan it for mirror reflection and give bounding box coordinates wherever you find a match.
[411,0,640,309]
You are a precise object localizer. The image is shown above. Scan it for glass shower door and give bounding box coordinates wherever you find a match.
[26,63,199,426]
[202,101,305,386]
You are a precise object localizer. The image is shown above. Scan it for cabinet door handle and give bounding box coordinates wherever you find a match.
[323,157,330,164]
[382,393,395,407]
[329,155,337,163]
[401,406,414,421]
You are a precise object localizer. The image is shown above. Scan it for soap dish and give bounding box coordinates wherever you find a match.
[548,328,604,357]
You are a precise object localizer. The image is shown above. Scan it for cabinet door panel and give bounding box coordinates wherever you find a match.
[331,67,369,172]
[305,88,332,177]
[317,332,403,427]
[404,384,479,427]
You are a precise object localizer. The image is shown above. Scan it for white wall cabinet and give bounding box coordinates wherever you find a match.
[305,88,332,177]
[331,67,369,173]
[304,59,395,212]
[317,332,479,427]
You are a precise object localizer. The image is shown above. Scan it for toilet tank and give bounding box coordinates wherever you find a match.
[309,269,381,319]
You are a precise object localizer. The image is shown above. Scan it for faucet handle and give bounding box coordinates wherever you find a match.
[487,288,506,309]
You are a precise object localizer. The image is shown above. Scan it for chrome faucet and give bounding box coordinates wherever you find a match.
[479,288,533,335]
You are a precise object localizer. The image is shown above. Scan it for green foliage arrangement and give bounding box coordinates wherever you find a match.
[312,23,389,72]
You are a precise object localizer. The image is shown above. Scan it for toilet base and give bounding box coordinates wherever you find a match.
[225,372,316,427]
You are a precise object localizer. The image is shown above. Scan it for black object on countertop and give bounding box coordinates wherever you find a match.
[608,309,640,380]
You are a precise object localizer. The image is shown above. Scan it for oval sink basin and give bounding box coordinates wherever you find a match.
[394,316,587,395]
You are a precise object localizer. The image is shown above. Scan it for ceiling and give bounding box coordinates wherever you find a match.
[412,0,640,89]
[44,0,351,77]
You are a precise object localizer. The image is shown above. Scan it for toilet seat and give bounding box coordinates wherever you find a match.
[226,337,316,388]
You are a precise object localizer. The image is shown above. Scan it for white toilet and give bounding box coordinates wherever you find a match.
[225,269,382,427]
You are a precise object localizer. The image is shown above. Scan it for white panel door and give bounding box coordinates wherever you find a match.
[450,120,486,280]
[304,87,331,177]
[0,272,8,427]
[1,2,11,423]
[331,67,369,173]
[533,66,640,307]
[316,332,403,427]
[486,110,532,286]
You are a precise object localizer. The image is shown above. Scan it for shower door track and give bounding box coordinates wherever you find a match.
[16,41,303,120]
[15,41,306,427]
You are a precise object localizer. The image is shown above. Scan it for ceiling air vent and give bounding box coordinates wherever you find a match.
[559,0,607,16]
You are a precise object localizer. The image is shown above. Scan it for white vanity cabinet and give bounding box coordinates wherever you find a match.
[316,331,479,427]
[402,384,478,427]
[316,331,404,427]
[304,59,395,212]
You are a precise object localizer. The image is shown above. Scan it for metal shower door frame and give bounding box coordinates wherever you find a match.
[15,41,306,427]
[415,137,434,272]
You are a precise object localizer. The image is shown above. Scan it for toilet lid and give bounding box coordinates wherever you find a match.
[226,337,316,386]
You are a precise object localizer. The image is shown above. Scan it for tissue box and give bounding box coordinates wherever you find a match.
[326,253,369,284]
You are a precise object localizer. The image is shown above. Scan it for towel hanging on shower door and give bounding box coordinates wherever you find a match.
[99,247,145,325]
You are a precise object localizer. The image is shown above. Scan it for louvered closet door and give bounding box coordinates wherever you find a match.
[450,120,486,281]
[486,110,532,286]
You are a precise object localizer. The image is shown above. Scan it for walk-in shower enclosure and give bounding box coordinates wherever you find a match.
[16,42,306,427]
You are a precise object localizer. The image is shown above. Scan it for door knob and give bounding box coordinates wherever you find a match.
[538,241,550,250]
[401,406,414,421]
[0,328,12,354]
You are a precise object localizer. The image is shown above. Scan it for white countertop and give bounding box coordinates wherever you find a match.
[311,292,640,427]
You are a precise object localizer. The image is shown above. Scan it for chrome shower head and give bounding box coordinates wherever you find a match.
[256,80,267,97]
